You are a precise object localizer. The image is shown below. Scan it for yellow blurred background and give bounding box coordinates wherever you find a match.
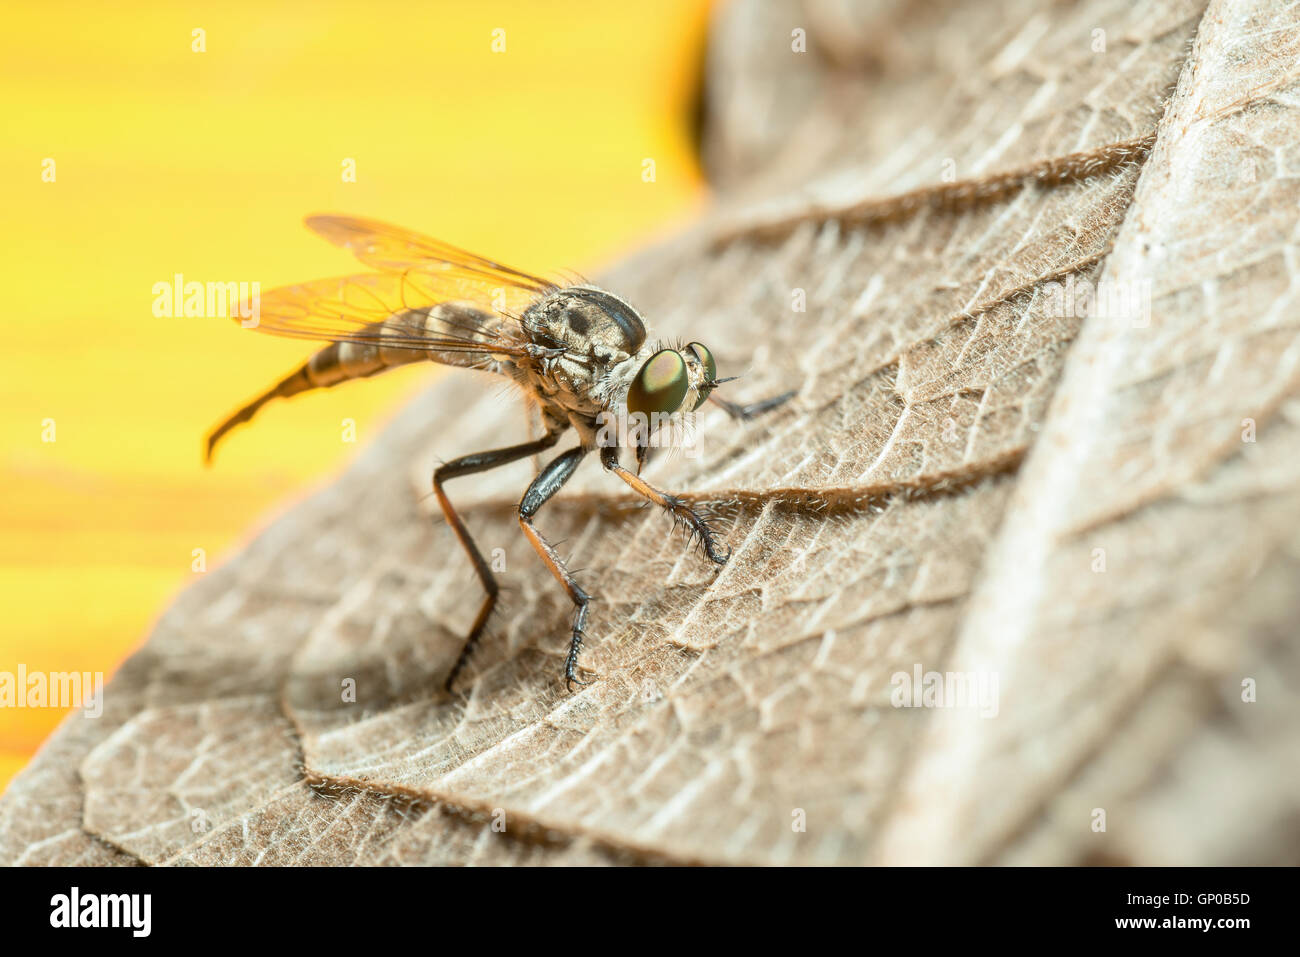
[0,0,712,792]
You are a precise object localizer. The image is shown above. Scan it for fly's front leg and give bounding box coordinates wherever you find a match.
[437,431,561,692]
[517,447,590,690]
[708,389,796,421]
[599,446,730,565]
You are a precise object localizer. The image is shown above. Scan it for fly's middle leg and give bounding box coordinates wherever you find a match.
[599,446,730,565]
[517,447,590,690]
[436,431,561,692]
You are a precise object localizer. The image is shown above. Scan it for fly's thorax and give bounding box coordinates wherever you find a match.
[522,285,646,363]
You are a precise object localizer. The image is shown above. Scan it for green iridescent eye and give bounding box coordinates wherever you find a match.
[627,349,689,418]
[687,342,716,381]
[686,342,717,410]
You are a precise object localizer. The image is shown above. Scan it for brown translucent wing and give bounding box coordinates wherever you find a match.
[245,270,538,358]
[305,214,556,314]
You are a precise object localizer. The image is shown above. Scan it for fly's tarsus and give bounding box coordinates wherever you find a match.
[672,501,731,565]
[565,600,591,691]
[518,447,592,690]
[710,389,796,421]
[601,447,732,566]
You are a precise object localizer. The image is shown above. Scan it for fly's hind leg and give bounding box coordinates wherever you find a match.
[599,446,730,566]
[517,447,590,690]
[437,431,561,692]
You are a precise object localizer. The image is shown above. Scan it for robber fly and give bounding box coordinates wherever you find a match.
[206,216,791,691]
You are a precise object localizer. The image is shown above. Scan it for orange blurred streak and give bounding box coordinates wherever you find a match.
[0,0,712,792]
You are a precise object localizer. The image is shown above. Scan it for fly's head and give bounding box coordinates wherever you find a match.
[617,341,731,472]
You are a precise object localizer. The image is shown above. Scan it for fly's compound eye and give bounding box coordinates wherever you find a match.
[627,349,689,420]
[686,341,717,410]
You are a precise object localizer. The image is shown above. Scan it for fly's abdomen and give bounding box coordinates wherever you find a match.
[205,305,504,462]
[206,318,428,461]
[306,334,418,387]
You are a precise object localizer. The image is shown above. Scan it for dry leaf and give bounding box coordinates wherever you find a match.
[4,0,1298,865]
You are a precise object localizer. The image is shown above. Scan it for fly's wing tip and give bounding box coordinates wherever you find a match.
[303,214,339,244]
[304,213,363,246]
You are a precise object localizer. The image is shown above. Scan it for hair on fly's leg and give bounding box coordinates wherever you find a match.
[666,498,732,562]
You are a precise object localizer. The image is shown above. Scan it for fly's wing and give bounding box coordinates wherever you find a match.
[305,214,554,318]
[208,268,549,463]
[246,270,543,361]
[231,215,565,359]
[209,219,567,462]
[207,218,567,462]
